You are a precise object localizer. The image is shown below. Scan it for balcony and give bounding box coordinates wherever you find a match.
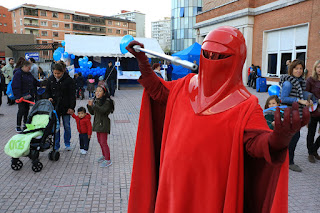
[24,23,39,27]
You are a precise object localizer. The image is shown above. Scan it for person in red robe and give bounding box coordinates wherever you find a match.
[126,26,309,213]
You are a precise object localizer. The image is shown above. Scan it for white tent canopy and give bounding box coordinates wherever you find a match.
[64,34,164,58]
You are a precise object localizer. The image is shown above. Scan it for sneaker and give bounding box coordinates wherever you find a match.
[80,149,84,153]
[308,155,316,163]
[65,146,73,151]
[80,150,87,155]
[22,125,27,131]
[312,152,320,160]
[97,156,105,163]
[289,164,302,172]
[100,160,112,168]
[15,126,22,132]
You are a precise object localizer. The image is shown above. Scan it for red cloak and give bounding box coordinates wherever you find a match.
[128,74,288,213]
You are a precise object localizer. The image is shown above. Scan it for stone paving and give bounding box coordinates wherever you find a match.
[0,85,319,213]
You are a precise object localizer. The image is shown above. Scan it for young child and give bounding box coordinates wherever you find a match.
[264,95,282,130]
[98,76,105,87]
[87,74,95,98]
[87,85,114,167]
[72,107,92,154]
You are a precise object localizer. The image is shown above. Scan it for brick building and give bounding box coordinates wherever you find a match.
[0,6,13,34]
[195,0,320,84]
[9,4,136,45]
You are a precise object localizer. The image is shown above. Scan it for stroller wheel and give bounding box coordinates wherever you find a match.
[32,161,43,172]
[11,159,23,171]
[48,151,60,161]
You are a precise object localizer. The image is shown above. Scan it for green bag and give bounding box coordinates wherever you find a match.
[4,114,50,158]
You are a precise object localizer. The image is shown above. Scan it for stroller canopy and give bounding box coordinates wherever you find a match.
[27,99,55,122]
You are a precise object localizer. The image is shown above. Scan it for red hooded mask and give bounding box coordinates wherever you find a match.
[189,26,251,115]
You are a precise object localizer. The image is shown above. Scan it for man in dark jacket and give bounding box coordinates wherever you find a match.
[45,62,76,151]
[104,61,117,96]
[75,72,85,98]
[0,67,5,115]
[12,61,39,132]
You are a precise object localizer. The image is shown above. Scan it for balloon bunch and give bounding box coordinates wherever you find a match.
[74,67,106,78]
[52,40,75,61]
[78,56,92,69]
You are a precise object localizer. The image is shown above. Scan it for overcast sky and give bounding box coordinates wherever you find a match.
[1,0,172,37]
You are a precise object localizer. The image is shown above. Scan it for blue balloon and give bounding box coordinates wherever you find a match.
[53,50,61,61]
[70,54,75,60]
[120,35,134,54]
[83,56,88,62]
[268,85,280,96]
[87,61,93,68]
[57,47,65,53]
[63,52,69,58]
[61,40,65,47]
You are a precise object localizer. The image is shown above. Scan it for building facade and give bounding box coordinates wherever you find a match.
[171,0,202,53]
[195,0,320,84]
[112,10,145,37]
[9,4,136,44]
[151,17,171,52]
[0,6,13,33]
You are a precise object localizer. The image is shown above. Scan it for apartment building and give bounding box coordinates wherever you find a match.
[151,17,171,52]
[112,10,145,37]
[195,0,320,84]
[9,4,136,44]
[0,6,13,33]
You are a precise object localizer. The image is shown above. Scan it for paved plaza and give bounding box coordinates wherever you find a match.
[0,85,319,213]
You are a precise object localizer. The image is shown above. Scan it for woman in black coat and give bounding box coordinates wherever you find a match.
[45,61,76,151]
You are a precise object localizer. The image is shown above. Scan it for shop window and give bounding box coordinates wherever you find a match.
[268,54,278,76]
[280,53,292,75]
[296,52,306,63]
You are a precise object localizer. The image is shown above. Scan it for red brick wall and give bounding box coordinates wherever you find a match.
[0,6,13,33]
[252,0,320,72]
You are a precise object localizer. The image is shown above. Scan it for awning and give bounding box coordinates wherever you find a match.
[64,34,164,58]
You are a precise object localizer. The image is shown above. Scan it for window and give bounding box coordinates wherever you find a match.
[52,12,58,18]
[13,12,15,17]
[123,30,127,35]
[65,23,70,29]
[123,23,128,27]
[41,21,48,26]
[20,29,23,34]
[108,21,112,25]
[0,23,2,26]
[180,8,184,17]
[14,20,16,27]
[116,22,120,26]
[64,14,70,19]
[41,31,48,36]
[0,14,1,17]
[53,32,59,37]
[280,53,292,74]
[20,9,22,15]
[3,14,6,17]
[108,29,112,33]
[20,19,22,25]
[4,23,7,26]
[267,54,278,76]
[116,30,121,34]
[14,30,17,34]
[52,22,59,28]
[40,10,47,16]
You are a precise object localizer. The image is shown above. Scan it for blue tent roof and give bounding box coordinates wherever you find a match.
[172,42,201,80]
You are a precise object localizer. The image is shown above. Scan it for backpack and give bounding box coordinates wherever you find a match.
[6,80,16,100]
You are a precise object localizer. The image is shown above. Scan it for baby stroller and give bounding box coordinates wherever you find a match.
[5,99,60,172]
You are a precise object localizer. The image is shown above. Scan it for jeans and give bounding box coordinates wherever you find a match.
[306,116,320,154]
[17,102,30,126]
[55,115,71,150]
[167,73,172,81]
[97,132,110,160]
[79,133,90,151]
[107,79,116,96]
[289,131,300,165]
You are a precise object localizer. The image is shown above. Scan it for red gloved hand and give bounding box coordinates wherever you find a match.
[126,41,153,76]
[268,102,310,151]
